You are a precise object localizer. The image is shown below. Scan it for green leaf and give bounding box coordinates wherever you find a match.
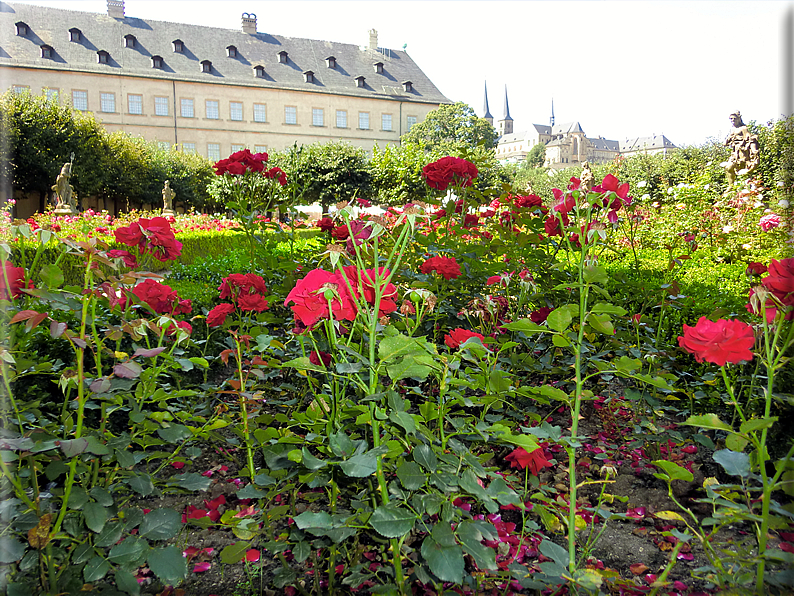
[294,511,333,533]
[125,473,155,496]
[370,504,416,538]
[340,446,388,477]
[83,555,111,582]
[157,424,193,442]
[713,449,751,477]
[335,362,362,374]
[0,537,25,563]
[108,537,149,567]
[301,447,327,471]
[500,319,548,334]
[83,501,109,533]
[552,334,571,348]
[236,484,267,498]
[115,568,141,596]
[389,410,416,435]
[421,535,464,584]
[740,417,778,434]
[539,539,569,568]
[653,460,694,482]
[585,312,614,335]
[94,521,124,548]
[167,472,212,492]
[457,521,498,570]
[396,461,426,490]
[726,432,749,452]
[282,356,326,373]
[413,444,438,472]
[615,356,641,373]
[147,546,188,586]
[139,508,181,540]
[684,414,732,431]
[39,264,64,288]
[90,486,114,507]
[590,302,627,316]
[546,308,573,333]
[220,541,250,564]
[583,264,608,284]
[67,486,91,510]
[59,438,89,458]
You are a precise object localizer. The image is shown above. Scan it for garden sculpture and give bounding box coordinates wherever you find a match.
[580,161,595,192]
[162,180,176,216]
[724,111,760,188]
[52,160,76,214]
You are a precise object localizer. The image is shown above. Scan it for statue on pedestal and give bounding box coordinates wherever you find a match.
[52,161,76,214]
[724,111,760,187]
[162,180,176,216]
[580,161,595,193]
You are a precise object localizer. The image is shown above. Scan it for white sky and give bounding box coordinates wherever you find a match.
[9,0,793,147]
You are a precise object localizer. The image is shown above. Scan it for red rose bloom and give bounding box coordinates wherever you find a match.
[340,266,398,317]
[331,226,350,240]
[264,166,287,186]
[505,447,552,475]
[108,249,138,268]
[420,256,461,281]
[762,258,794,298]
[284,269,358,327]
[218,274,267,302]
[444,328,487,350]
[422,157,478,191]
[530,307,553,324]
[309,351,332,367]
[131,279,191,315]
[677,317,755,366]
[207,303,235,327]
[0,261,32,300]
[514,195,543,209]
[214,149,268,176]
[114,217,182,262]
[316,217,334,232]
[237,293,269,312]
[745,262,768,276]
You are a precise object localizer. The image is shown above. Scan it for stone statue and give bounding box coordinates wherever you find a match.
[52,161,76,214]
[580,161,595,192]
[724,111,760,187]
[162,180,176,216]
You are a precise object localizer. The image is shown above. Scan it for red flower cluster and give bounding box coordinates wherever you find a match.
[747,258,794,322]
[1,261,32,300]
[130,279,192,316]
[513,194,543,210]
[677,317,755,366]
[316,217,335,232]
[284,269,358,328]
[340,266,398,317]
[207,274,269,327]
[114,217,183,262]
[444,328,487,350]
[422,157,478,191]
[263,166,288,187]
[420,256,461,280]
[213,149,269,176]
[593,174,632,223]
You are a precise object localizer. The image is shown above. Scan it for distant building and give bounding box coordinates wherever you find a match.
[620,135,678,157]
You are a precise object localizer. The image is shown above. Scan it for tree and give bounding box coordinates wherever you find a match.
[370,143,431,207]
[526,143,546,168]
[400,102,498,153]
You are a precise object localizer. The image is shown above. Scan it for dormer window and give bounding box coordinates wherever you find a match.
[278,50,288,64]
[97,50,110,64]
[69,28,81,42]
[172,39,184,53]
[355,76,366,88]
[151,55,163,69]
[254,65,265,78]
[373,62,383,74]
[303,70,315,83]
[15,22,28,36]
[40,45,53,59]
[325,56,336,69]
[124,34,136,48]
[201,60,212,73]
[227,45,237,58]
[402,80,413,92]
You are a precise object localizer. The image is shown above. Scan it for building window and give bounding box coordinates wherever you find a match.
[100,93,115,113]
[227,45,237,58]
[312,108,324,126]
[69,28,81,42]
[230,102,243,121]
[15,22,28,36]
[44,88,59,102]
[151,55,163,69]
[254,145,267,154]
[40,45,53,59]
[336,110,347,128]
[124,34,136,48]
[358,112,369,130]
[157,141,170,150]
[180,98,194,118]
[97,50,110,64]
[285,106,297,125]
[173,39,184,53]
[406,115,417,131]
[128,94,142,115]
[355,76,365,88]
[12,85,29,94]
[254,65,265,78]
[381,114,392,131]
[231,144,245,152]
[207,143,221,161]
[325,56,336,69]
[205,100,219,119]
[182,142,196,154]
[402,81,413,93]
[72,90,88,111]
[201,60,212,73]
[373,62,383,74]
[278,50,288,64]
[303,71,315,84]
[253,103,266,123]
[154,96,169,116]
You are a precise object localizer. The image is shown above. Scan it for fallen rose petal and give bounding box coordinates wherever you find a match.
[681,444,698,454]
[245,549,260,562]
[630,563,649,575]
[780,543,794,553]
[193,562,211,573]
[183,546,199,558]
[171,461,185,469]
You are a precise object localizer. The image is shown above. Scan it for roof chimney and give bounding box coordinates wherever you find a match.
[368,29,378,51]
[242,13,257,34]
[107,0,124,18]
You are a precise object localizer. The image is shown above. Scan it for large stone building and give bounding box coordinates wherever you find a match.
[1,0,449,160]
[489,86,676,168]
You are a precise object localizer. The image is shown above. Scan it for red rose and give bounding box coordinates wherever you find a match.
[264,166,287,186]
[505,447,552,475]
[677,317,755,366]
[420,256,461,281]
[340,266,398,317]
[214,149,268,176]
[762,258,794,298]
[514,195,543,209]
[530,307,553,324]
[284,269,358,327]
[309,351,332,367]
[237,293,268,312]
[345,220,373,254]
[444,328,487,350]
[745,262,768,276]
[207,303,235,327]
[114,217,182,262]
[316,217,334,232]
[422,157,478,191]
[218,274,267,303]
[131,279,191,315]
[331,226,350,240]
[0,261,32,300]
[108,249,138,268]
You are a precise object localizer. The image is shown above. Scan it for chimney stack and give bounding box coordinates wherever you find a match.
[242,13,257,34]
[107,0,124,18]
[368,29,378,51]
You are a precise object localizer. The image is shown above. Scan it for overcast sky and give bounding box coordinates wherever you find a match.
[9,0,792,147]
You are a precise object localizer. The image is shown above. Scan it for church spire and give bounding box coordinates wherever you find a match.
[483,81,493,124]
[502,85,513,121]
[550,98,555,126]
[498,85,513,136]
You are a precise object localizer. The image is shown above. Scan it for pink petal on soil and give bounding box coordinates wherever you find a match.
[171,461,185,469]
[193,562,212,573]
[245,549,260,562]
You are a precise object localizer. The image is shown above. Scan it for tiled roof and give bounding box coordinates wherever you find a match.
[1,1,449,104]
[587,137,619,151]
[620,135,677,152]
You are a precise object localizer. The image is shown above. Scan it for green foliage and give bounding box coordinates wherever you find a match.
[400,102,498,152]
[370,143,432,206]
[525,142,546,169]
